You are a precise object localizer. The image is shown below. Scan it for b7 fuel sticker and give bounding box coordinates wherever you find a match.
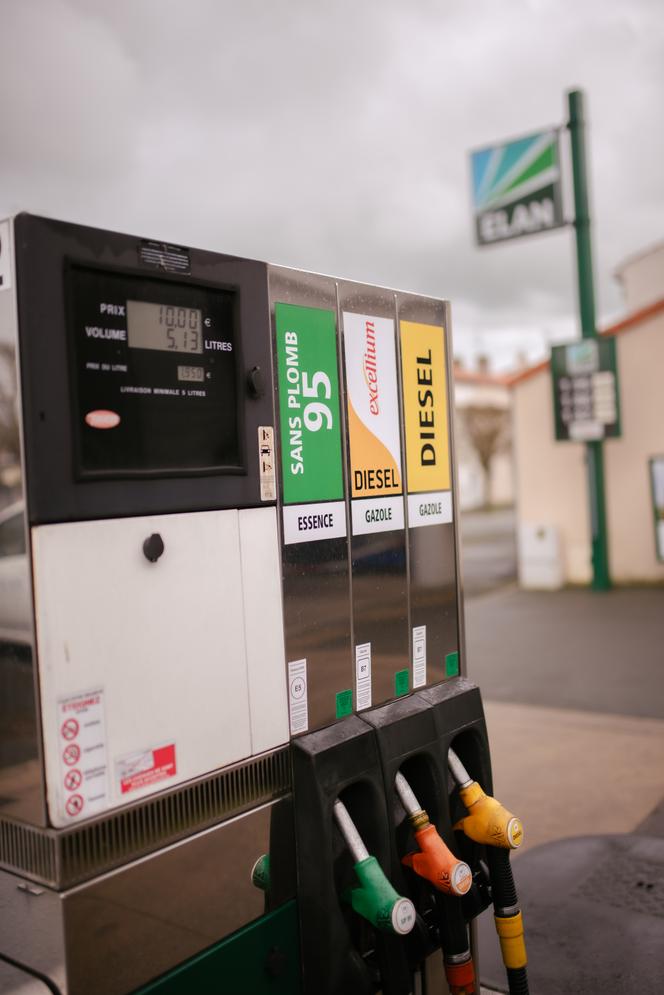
[275,303,347,543]
[116,743,177,795]
[355,642,372,710]
[57,688,108,822]
[343,312,404,534]
[412,625,427,688]
[400,321,453,527]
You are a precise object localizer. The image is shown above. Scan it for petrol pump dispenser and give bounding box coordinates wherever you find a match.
[0,212,516,995]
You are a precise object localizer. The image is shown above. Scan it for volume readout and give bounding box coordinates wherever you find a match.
[177,365,205,383]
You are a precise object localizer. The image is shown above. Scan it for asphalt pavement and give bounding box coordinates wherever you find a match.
[458,508,664,991]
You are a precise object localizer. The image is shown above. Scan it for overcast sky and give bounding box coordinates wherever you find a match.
[1,0,662,368]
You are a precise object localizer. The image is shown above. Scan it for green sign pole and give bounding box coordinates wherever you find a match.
[567,88,611,591]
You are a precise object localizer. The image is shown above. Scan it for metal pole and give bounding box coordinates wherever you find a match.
[567,88,611,591]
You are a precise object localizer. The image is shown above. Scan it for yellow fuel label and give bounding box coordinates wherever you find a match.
[400,321,451,495]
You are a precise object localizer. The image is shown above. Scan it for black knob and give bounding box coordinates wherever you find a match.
[247,365,265,399]
[143,533,165,563]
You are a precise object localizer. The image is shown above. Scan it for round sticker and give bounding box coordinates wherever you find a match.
[85,409,121,430]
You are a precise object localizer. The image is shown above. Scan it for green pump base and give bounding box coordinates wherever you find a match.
[134,900,300,995]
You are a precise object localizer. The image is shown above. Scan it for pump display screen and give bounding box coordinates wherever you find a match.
[127,301,203,354]
[69,266,242,478]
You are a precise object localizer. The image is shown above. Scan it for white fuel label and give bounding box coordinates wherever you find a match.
[355,643,372,711]
[56,688,108,822]
[412,625,427,688]
[288,659,309,735]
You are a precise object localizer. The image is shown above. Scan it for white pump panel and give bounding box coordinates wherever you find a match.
[32,509,274,827]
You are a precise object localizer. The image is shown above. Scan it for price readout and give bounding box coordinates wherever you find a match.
[177,365,205,383]
[127,300,203,354]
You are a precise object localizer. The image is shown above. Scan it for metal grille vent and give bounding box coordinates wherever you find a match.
[0,746,291,890]
[576,854,664,918]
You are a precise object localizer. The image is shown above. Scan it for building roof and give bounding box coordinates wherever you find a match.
[453,367,511,387]
[613,240,664,281]
[505,296,664,388]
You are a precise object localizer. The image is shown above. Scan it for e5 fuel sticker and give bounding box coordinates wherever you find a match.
[275,303,346,544]
[400,321,453,528]
[343,312,404,534]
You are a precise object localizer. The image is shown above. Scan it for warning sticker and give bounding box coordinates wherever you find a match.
[288,659,309,735]
[258,426,277,501]
[56,688,108,822]
[117,743,177,796]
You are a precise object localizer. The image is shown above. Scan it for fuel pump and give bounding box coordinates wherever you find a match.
[396,771,477,995]
[448,748,529,995]
[0,212,500,995]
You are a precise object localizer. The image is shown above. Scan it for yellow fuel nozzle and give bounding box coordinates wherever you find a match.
[448,749,523,850]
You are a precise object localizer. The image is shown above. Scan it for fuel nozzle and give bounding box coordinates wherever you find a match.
[448,748,528,995]
[333,798,416,936]
[448,748,523,850]
[395,771,472,898]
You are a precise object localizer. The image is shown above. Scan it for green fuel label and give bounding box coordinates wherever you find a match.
[276,303,344,506]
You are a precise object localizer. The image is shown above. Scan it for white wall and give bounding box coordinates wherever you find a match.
[512,371,591,583]
[605,315,664,582]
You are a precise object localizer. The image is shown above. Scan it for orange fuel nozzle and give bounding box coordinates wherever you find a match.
[395,772,472,897]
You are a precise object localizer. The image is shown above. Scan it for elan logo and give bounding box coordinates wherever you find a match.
[85,409,121,430]
[363,320,379,415]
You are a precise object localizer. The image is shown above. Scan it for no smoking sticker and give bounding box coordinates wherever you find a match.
[61,718,79,740]
[63,743,81,766]
[65,794,84,817]
[56,688,108,823]
[64,769,82,791]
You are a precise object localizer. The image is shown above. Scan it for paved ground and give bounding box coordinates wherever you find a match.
[465,585,664,719]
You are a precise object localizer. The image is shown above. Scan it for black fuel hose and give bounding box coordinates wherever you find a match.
[486,847,529,995]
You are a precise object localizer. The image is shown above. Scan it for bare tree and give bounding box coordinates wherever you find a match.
[0,343,20,463]
[461,405,510,507]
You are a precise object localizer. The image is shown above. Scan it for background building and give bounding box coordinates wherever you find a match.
[453,360,514,511]
[509,242,664,586]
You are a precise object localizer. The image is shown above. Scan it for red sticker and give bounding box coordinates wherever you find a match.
[65,794,84,817]
[63,743,81,766]
[64,769,82,791]
[61,718,79,740]
[85,409,121,430]
[119,744,177,795]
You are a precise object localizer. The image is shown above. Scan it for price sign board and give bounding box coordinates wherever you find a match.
[551,338,621,442]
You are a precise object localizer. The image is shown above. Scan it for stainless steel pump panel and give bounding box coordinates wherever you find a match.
[0,212,465,995]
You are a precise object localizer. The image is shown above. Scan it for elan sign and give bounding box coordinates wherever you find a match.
[470,129,564,246]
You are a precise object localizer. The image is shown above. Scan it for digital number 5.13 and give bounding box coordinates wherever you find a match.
[302,371,333,431]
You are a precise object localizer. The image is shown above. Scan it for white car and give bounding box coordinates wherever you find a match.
[0,502,32,644]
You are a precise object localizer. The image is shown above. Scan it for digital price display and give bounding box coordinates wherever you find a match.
[127,301,203,354]
[69,266,239,477]
[177,365,205,382]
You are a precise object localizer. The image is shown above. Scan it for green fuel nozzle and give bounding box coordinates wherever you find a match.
[333,798,416,936]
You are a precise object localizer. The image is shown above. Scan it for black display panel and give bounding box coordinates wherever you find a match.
[69,266,242,477]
